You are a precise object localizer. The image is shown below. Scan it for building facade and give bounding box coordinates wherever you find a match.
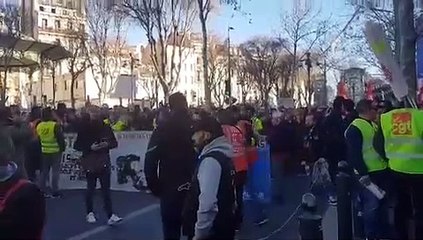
[32,0,86,107]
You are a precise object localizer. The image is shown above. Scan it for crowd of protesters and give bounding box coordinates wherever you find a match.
[0,90,409,239]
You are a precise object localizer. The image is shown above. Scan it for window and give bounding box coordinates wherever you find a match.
[64,81,68,90]
[66,0,73,8]
[39,6,45,11]
[63,10,68,15]
[191,76,194,84]
[55,20,61,30]
[42,19,48,29]
[185,76,188,84]
[67,21,73,30]
[51,8,56,14]
[75,80,79,89]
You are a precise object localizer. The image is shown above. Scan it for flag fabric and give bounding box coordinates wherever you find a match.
[364,21,408,99]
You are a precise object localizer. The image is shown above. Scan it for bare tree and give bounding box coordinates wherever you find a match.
[207,40,228,107]
[279,7,333,97]
[236,57,255,104]
[196,0,241,107]
[65,19,89,108]
[86,1,126,103]
[0,4,22,106]
[121,0,197,103]
[137,64,159,106]
[240,36,283,108]
[274,54,295,98]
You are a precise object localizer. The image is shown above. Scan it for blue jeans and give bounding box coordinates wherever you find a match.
[359,187,389,239]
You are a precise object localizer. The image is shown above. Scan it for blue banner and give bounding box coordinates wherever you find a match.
[244,144,271,203]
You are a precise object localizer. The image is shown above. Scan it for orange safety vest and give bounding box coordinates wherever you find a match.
[222,125,248,172]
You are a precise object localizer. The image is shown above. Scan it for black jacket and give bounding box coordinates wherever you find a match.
[321,111,348,161]
[144,110,197,196]
[0,175,46,240]
[74,120,118,173]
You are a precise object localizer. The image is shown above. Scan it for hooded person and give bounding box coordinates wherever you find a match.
[183,115,236,240]
[0,130,46,240]
[145,92,197,240]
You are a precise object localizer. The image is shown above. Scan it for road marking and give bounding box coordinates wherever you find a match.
[67,204,160,240]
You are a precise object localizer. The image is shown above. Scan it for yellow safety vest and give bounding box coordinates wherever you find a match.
[112,120,126,132]
[380,108,423,174]
[252,117,263,133]
[36,121,60,154]
[347,118,387,173]
[103,119,111,126]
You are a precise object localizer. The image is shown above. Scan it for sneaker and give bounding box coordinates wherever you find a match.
[44,193,53,199]
[108,214,123,226]
[254,217,269,226]
[51,192,63,199]
[86,212,97,224]
[328,196,337,206]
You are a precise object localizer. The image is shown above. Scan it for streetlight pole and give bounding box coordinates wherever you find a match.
[129,53,135,105]
[226,26,234,103]
[305,52,312,106]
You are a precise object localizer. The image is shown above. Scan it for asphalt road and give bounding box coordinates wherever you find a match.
[44,176,336,240]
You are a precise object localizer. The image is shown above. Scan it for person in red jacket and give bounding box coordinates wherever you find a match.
[218,107,248,230]
[0,128,46,240]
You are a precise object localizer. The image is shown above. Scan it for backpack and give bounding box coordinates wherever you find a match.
[0,179,29,213]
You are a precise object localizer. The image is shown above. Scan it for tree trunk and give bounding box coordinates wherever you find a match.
[399,0,417,98]
[161,82,170,104]
[199,3,211,107]
[28,68,34,107]
[70,76,76,109]
[0,70,7,107]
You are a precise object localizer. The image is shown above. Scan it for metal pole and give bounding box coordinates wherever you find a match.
[306,52,312,106]
[130,53,135,105]
[393,0,401,63]
[337,161,353,240]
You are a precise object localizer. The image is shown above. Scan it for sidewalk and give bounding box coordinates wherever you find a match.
[237,176,311,240]
[237,175,339,240]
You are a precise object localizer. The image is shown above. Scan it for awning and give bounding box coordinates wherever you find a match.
[0,33,70,61]
[0,56,38,69]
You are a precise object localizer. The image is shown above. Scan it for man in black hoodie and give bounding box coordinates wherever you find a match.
[321,96,348,181]
[145,93,197,240]
[0,129,45,240]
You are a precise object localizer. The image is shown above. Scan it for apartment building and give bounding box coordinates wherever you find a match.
[32,0,86,107]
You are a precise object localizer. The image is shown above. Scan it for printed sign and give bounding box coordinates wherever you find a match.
[60,131,152,192]
[392,112,412,136]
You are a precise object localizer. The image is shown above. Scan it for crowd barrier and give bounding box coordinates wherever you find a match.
[59,131,272,194]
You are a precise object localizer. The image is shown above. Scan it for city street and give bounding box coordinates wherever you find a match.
[43,176,337,240]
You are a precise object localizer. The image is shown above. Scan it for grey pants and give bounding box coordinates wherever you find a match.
[40,153,62,194]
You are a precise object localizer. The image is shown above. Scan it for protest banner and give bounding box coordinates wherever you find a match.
[60,131,152,192]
